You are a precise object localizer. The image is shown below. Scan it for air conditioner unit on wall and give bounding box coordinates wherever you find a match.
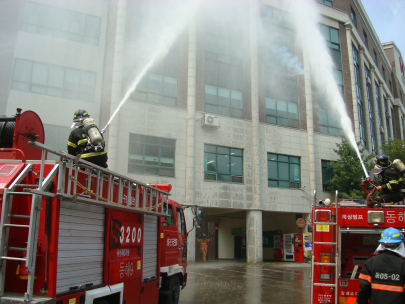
[201,114,220,128]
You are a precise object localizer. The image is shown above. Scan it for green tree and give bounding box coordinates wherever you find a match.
[382,139,405,162]
[328,138,374,199]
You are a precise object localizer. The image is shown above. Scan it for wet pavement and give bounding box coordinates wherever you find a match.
[179,261,310,304]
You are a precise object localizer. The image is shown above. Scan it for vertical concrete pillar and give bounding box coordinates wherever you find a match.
[246,210,262,264]
[106,0,127,171]
[379,81,388,144]
[345,23,361,143]
[250,1,261,210]
[358,47,372,151]
[185,20,197,263]
[370,65,383,153]
[303,50,316,194]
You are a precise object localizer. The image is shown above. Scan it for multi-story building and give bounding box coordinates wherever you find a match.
[1,0,404,263]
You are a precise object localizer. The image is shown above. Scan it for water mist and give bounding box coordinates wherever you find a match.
[286,0,369,177]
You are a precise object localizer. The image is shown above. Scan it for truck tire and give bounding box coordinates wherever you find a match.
[168,275,180,304]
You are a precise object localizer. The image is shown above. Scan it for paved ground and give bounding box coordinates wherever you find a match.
[179,261,310,304]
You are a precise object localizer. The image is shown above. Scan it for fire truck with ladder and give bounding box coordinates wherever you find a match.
[310,174,405,304]
[0,109,200,304]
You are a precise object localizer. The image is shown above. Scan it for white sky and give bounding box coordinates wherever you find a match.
[361,0,405,55]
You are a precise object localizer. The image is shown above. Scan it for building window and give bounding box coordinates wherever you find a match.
[382,66,386,81]
[204,11,244,119]
[373,49,378,65]
[317,0,332,6]
[391,108,396,138]
[322,160,334,192]
[352,45,366,146]
[351,7,357,27]
[384,96,391,139]
[363,30,368,48]
[128,134,175,177]
[375,82,384,146]
[20,1,101,45]
[11,58,96,102]
[267,153,300,188]
[365,65,377,153]
[389,80,392,92]
[204,145,243,183]
[262,6,298,128]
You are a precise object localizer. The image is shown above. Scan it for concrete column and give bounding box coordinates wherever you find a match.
[358,47,372,150]
[106,0,126,171]
[246,210,262,264]
[250,2,261,210]
[345,23,361,143]
[379,81,388,144]
[369,65,382,153]
[303,50,316,194]
[185,20,197,263]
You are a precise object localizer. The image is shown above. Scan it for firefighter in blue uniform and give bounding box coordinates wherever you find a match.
[357,227,405,304]
[374,154,405,205]
[67,109,108,168]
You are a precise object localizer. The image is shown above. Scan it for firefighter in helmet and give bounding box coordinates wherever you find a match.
[67,109,108,168]
[357,227,405,304]
[374,154,405,205]
[197,233,211,263]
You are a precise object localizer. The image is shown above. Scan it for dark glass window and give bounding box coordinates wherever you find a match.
[383,96,391,139]
[382,66,386,81]
[375,82,384,146]
[317,0,333,6]
[204,145,243,183]
[391,108,396,138]
[204,8,244,118]
[11,58,96,102]
[20,1,101,45]
[363,30,368,48]
[352,45,366,146]
[322,160,334,192]
[389,80,392,92]
[128,134,175,177]
[365,65,377,154]
[351,7,357,27]
[267,153,300,188]
[373,49,378,65]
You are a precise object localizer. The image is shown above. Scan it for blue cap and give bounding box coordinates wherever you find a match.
[379,227,404,243]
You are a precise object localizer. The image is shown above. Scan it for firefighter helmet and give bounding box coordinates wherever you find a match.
[202,234,207,238]
[73,109,90,122]
[374,154,390,168]
[379,227,404,244]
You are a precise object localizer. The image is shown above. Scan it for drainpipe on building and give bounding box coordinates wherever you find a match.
[246,1,262,264]
[106,0,126,171]
[185,19,197,263]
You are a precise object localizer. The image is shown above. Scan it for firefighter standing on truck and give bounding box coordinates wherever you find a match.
[374,154,405,205]
[357,227,405,304]
[67,109,108,168]
[197,234,211,263]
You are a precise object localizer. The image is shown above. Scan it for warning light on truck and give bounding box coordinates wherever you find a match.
[367,211,384,224]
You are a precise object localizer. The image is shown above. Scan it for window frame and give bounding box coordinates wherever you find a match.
[128,134,176,177]
[351,7,357,27]
[321,160,335,192]
[204,144,244,184]
[267,153,301,189]
[363,30,368,48]
[317,0,333,7]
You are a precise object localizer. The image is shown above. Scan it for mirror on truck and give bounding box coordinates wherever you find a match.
[196,207,203,221]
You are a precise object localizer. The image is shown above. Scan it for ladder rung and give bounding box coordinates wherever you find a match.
[7,192,33,196]
[313,242,336,245]
[314,222,336,225]
[314,262,336,266]
[3,224,30,229]
[15,184,38,188]
[5,246,27,252]
[1,256,26,262]
[8,214,30,219]
[314,283,336,287]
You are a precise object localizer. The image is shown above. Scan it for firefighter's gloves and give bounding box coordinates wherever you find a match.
[376,186,382,191]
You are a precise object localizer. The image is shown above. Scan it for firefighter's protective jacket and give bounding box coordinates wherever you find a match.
[197,238,211,250]
[67,126,106,158]
[357,250,405,304]
[379,166,405,193]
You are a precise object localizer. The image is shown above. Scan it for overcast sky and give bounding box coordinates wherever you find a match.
[361,0,405,55]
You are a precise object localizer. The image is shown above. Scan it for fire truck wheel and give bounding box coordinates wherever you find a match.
[168,275,180,304]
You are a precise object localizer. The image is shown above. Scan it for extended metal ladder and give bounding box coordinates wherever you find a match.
[310,190,340,304]
[0,149,58,301]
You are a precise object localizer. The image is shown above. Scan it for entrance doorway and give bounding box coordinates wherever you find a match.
[234,235,246,260]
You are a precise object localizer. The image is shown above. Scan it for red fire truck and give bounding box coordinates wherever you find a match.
[0,109,198,304]
[310,187,405,304]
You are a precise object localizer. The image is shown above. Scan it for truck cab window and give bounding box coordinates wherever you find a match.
[167,204,175,225]
[176,207,186,237]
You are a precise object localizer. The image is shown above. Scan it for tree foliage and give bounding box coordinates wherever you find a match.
[382,139,405,162]
[328,138,374,199]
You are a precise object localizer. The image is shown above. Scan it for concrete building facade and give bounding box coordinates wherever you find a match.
[1,0,405,263]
